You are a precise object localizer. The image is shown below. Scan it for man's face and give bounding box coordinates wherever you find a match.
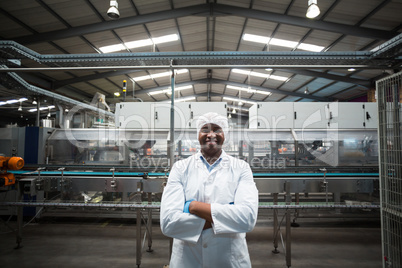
[198,123,225,155]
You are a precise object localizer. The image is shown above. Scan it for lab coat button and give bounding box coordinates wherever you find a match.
[203,244,207,248]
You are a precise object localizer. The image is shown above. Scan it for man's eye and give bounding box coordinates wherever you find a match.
[201,129,209,133]
[214,129,222,133]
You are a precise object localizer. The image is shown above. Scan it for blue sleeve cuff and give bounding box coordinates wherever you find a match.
[183,199,195,213]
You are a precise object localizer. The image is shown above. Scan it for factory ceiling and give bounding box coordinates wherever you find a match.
[0,0,401,121]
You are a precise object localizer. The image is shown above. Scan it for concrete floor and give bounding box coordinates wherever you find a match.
[0,211,382,268]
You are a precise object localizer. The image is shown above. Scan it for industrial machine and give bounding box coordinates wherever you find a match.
[0,102,380,210]
[0,156,24,187]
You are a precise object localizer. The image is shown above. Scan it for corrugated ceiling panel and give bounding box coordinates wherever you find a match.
[361,1,402,30]
[25,42,64,54]
[172,0,204,8]
[324,0,384,25]
[189,70,207,81]
[135,0,172,15]
[298,30,343,51]
[45,0,102,27]
[313,82,356,97]
[182,33,207,51]
[254,0,293,13]
[333,87,367,100]
[213,70,230,81]
[146,19,178,36]
[280,96,302,102]
[280,74,311,91]
[273,24,310,41]
[218,0,250,8]
[261,79,286,89]
[113,25,150,41]
[3,1,66,33]
[0,15,33,38]
[53,37,96,54]
[214,17,245,51]
[213,84,225,94]
[304,77,334,91]
[330,36,375,51]
[242,18,278,35]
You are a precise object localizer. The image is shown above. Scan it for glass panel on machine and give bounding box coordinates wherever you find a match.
[47,129,169,169]
[294,129,378,166]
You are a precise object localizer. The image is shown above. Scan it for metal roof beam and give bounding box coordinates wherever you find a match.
[52,70,143,89]
[213,4,396,40]
[138,78,332,102]
[277,69,372,88]
[13,4,210,45]
[12,3,397,45]
[210,78,332,101]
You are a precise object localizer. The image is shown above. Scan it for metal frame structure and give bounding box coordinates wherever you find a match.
[377,71,402,268]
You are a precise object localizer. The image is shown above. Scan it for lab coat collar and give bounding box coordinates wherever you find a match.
[196,150,230,174]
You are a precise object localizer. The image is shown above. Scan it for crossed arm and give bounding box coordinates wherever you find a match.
[189,201,213,229]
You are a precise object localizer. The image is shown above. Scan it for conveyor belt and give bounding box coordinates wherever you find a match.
[10,170,379,177]
[0,201,380,210]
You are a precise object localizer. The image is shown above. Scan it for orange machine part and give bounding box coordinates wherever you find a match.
[0,156,25,170]
[0,173,15,186]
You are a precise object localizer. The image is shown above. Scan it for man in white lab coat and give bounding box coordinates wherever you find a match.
[160,112,259,268]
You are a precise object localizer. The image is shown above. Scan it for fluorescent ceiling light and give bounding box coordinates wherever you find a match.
[125,39,153,49]
[227,85,271,96]
[227,104,249,112]
[223,97,257,105]
[297,43,324,52]
[243,33,270,44]
[175,97,195,102]
[269,38,298,49]
[99,34,179,53]
[152,34,179,44]
[100,44,125,53]
[242,34,324,52]
[161,96,196,103]
[176,96,196,102]
[148,85,192,96]
[133,69,188,82]
[28,105,55,113]
[232,69,288,81]
[0,98,29,106]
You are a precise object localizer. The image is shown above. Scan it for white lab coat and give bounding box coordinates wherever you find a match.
[160,150,259,268]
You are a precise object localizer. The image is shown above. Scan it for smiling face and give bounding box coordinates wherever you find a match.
[198,123,225,159]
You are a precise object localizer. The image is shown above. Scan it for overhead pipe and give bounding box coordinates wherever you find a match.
[1,66,114,117]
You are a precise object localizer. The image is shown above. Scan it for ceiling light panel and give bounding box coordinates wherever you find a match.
[132,69,188,82]
[226,85,271,96]
[223,97,257,105]
[242,33,325,52]
[232,69,288,81]
[148,85,193,95]
[99,34,179,53]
